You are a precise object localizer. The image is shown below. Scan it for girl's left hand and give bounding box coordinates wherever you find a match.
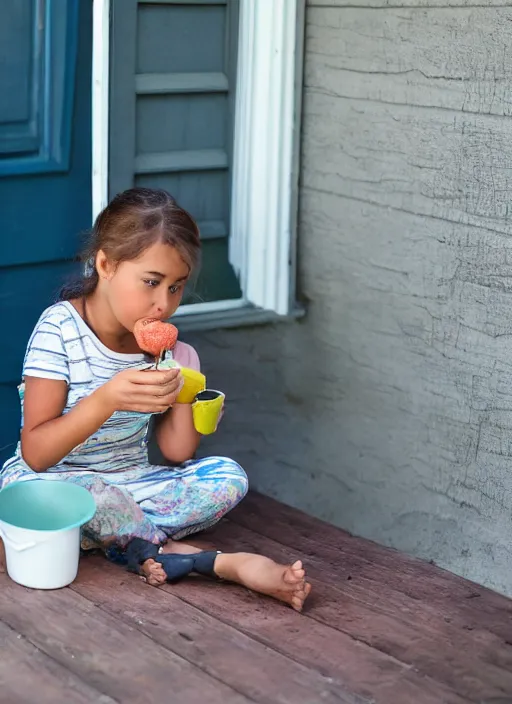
[101,368,184,414]
[151,369,184,409]
[165,372,184,408]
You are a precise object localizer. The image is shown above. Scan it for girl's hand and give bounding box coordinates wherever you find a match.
[100,368,183,414]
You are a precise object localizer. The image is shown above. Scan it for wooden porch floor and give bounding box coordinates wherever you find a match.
[0,492,511,704]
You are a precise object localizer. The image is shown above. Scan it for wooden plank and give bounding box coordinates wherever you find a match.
[0,574,249,704]
[135,148,228,174]
[231,493,512,639]
[136,72,229,94]
[209,517,512,703]
[72,557,365,704]
[306,7,512,117]
[161,561,469,704]
[0,619,115,704]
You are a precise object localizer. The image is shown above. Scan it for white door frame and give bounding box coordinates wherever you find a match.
[92,0,304,320]
[92,0,110,220]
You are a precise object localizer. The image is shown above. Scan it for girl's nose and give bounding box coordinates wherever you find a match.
[154,291,169,318]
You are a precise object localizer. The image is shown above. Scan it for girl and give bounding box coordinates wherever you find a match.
[0,188,311,611]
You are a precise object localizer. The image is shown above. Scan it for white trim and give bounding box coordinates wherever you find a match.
[229,0,300,316]
[92,0,110,221]
[173,298,246,318]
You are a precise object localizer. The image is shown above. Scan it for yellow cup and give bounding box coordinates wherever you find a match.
[192,390,225,435]
[176,366,206,404]
[156,358,207,404]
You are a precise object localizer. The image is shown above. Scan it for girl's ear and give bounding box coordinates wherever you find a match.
[96,249,116,280]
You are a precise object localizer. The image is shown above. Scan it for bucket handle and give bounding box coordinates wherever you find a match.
[0,526,37,552]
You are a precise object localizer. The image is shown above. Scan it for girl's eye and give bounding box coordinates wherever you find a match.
[143,280,182,293]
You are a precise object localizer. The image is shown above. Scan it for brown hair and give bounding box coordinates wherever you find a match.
[60,187,201,300]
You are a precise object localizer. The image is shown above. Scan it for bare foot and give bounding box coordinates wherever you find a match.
[214,553,312,612]
[140,558,167,586]
[139,546,312,611]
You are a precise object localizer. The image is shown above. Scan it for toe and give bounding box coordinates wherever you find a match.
[147,568,167,586]
[140,558,167,586]
[291,595,304,612]
[284,565,306,584]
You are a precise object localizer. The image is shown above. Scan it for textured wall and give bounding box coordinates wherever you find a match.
[188,0,512,596]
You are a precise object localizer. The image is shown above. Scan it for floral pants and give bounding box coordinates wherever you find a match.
[0,456,248,553]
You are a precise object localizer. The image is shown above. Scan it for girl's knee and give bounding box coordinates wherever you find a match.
[210,456,249,502]
[77,476,164,549]
[69,476,127,507]
[234,463,249,498]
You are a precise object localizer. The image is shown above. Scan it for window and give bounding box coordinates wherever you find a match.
[93,0,304,325]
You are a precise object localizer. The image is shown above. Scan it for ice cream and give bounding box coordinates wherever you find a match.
[133,318,178,366]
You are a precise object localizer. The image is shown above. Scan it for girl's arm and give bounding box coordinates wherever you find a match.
[154,342,203,463]
[154,402,201,464]
[21,377,113,472]
[22,368,182,471]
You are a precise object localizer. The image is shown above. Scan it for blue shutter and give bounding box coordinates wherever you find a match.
[109,0,241,302]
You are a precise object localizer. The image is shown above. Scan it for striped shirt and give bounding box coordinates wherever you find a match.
[3,301,200,474]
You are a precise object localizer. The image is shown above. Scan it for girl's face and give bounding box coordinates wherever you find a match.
[100,241,191,331]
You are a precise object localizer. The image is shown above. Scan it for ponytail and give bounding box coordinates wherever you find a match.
[59,265,99,301]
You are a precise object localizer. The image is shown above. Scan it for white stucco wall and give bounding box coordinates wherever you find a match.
[186,0,512,596]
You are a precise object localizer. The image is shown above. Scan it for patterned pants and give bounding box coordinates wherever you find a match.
[0,457,248,552]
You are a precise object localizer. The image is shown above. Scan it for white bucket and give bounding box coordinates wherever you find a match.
[0,480,96,590]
